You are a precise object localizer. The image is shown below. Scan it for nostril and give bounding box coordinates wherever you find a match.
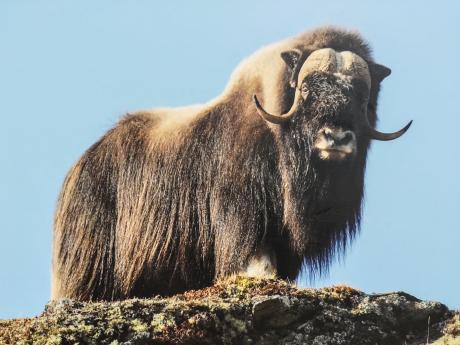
[341,131,354,144]
[333,131,354,146]
[323,128,333,138]
[324,135,335,146]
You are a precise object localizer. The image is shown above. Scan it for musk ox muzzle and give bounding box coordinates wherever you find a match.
[254,48,412,147]
[315,127,357,161]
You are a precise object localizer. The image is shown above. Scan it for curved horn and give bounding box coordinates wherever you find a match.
[253,89,303,124]
[363,113,412,141]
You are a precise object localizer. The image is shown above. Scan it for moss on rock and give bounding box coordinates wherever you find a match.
[0,277,458,345]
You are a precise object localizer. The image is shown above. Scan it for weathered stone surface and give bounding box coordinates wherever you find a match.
[0,277,458,345]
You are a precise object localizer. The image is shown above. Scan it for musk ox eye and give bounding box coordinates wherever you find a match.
[301,83,309,97]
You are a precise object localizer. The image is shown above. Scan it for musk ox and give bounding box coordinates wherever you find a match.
[52,27,411,301]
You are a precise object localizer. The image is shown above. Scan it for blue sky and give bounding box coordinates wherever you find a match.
[0,1,459,318]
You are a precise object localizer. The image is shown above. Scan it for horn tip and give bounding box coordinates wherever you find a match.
[402,120,413,132]
[366,119,413,141]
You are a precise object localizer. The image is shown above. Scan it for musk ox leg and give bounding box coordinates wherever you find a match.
[243,251,277,278]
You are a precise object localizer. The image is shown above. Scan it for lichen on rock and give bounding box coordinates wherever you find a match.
[0,277,458,345]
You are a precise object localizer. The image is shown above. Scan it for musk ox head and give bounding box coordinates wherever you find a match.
[254,48,412,163]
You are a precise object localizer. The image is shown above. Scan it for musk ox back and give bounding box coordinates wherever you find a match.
[52,27,411,301]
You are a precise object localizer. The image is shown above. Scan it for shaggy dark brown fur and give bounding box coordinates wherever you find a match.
[52,27,391,301]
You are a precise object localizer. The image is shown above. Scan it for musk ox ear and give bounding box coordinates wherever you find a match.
[281,49,302,70]
[372,63,392,82]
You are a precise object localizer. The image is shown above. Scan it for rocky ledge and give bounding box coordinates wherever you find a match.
[0,277,458,345]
